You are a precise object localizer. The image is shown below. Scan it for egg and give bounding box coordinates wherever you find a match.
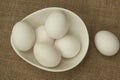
[36,26,54,44]
[95,30,120,56]
[34,42,61,67]
[12,22,35,51]
[45,11,68,39]
[55,34,80,58]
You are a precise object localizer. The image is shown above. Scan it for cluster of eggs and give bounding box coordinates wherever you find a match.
[12,10,120,68]
[12,11,81,67]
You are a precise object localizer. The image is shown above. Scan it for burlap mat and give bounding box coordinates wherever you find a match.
[0,0,120,80]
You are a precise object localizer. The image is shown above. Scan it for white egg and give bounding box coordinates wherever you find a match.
[55,34,80,58]
[12,22,35,51]
[95,30,120,56]
[45,11,68,39]
[36,26,54,44]
[34,42,61,67]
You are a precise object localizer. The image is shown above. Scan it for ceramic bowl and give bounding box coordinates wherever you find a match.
[11,7,89,72]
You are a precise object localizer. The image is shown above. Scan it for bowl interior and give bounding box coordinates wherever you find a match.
[11,7,89,72]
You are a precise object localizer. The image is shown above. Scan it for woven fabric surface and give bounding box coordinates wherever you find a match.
[0,0,120,80]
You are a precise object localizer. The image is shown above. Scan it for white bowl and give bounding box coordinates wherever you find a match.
[11,7,89,72]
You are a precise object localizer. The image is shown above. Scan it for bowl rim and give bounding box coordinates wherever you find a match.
[11,7,89,72]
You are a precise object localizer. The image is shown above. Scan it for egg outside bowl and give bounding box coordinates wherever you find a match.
[11,7,89,72]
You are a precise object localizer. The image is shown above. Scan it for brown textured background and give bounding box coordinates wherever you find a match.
[0,0,120,80]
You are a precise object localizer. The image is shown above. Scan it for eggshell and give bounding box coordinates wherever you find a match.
[12,22,35,51]
[45,11,68,39]
[95,30,120,56]
[55,34,80,58]
[34,42,61,67]
[36,26,54,44]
